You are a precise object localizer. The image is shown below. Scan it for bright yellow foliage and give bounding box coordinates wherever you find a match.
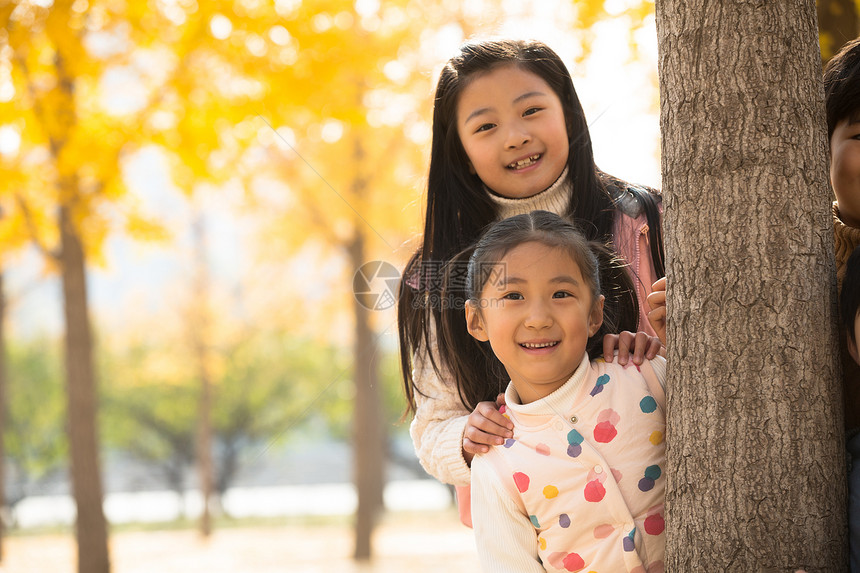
[0,0,165,269]
[0,0,659,319]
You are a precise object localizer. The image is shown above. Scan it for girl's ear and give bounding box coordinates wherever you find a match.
[588,294,605,337]
[467,160,476,175]
[465,300,489,341]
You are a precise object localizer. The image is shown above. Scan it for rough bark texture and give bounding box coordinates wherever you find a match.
[192,215,214,538]
[817,0,860,61]
[656,0,846,570]
[349,215,386,558]
[60,204,111,573]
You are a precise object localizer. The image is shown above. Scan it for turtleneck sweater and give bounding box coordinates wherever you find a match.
[485,167,571,219]
[485,167,647,221]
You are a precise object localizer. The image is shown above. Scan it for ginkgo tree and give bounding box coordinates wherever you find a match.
[0,0,276,556]
[0,0,190,570]
[2,3,138,572]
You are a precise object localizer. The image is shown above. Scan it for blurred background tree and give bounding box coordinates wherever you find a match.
[4,336,66,522]
[1,1,159,569]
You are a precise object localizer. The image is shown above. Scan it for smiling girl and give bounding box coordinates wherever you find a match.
[452,211,665,572]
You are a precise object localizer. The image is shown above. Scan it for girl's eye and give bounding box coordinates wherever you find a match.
[523,107,542,117]
[552,291,573,299]
[475,123,496,133]
[502,292,523,301]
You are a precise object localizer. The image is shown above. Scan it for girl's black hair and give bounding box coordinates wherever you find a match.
[824,37,860,140]
[438,211,638,411]
[398,38,663,414]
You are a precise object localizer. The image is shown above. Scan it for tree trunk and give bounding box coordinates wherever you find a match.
[817,0,859,61]
[59,204,111,573]
[0,269,6,562]
[192,214,214,537]
[349,229,386,560]
[195,361,213,536]
[656,0,846,570]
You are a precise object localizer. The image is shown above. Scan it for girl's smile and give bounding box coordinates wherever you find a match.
[520,339,559,350]
[456,64,569,199]
[508,153,542,170]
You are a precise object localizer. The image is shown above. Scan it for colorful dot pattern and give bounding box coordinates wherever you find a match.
[589,374,610,397]
[483,358,666,573]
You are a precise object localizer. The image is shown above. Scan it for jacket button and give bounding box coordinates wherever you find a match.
[570,415,578,424]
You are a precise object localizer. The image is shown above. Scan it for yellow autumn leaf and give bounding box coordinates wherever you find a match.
[124,211,170,243]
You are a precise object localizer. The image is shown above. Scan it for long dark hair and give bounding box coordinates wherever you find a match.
[438,211,638,411]
[824,37,860,140]
[398,39,662,414]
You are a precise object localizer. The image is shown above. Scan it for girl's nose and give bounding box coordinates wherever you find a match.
[524,302,553,329]
[505,125,531,149]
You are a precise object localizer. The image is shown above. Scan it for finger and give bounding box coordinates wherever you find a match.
[631,331,648,365]
[645,336,662,360]
[648,315,666,338]
[646,289,666,308]
[495,393,507,407]
[648,305,666,324]
[647,306,667,346]
[616,331,632,366]
[472,403,514,435]
[463,437,491,456]
[464,423,510,448]
[651,276,666,292]
[602,333,619,362]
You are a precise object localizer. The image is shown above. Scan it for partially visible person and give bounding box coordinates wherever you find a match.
[825,37,860,573]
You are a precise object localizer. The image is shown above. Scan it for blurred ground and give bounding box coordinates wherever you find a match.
[1,509,481,573]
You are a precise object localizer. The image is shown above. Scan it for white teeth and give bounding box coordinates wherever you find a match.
[508,154,540,169]
[521,341,557,349]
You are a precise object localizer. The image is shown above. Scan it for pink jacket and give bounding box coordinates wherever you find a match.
[614,208,660,337]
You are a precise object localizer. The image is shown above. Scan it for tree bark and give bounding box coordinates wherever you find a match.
[191,214,214,537]
[657,0,846,570]
[817,0,860,61]
[348,138,386,559]
[60,203,111,573]
[350,233,386,561]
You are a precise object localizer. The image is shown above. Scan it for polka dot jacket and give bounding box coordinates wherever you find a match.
[471,354,666,573]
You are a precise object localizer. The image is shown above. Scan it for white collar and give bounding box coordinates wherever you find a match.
[485,166,571,219]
